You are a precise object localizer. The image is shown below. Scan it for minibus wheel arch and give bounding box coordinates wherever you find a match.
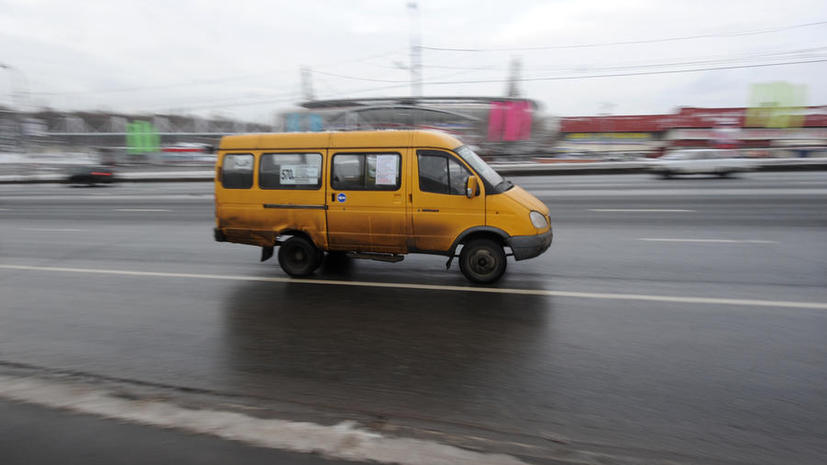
[450,227,509,256]
[276,230,318,248]
[276,229,323,266]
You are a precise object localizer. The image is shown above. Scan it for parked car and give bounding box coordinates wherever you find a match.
[649,149,758,178]
[66,165,116,185]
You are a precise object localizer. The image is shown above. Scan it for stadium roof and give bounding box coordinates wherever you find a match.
[300,96,541,110]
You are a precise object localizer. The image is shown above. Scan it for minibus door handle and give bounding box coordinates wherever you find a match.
[331,193,336,202]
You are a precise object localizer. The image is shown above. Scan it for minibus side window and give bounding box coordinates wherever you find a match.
[417,151,471,195]
[259,153,322,189]
[447,158,469,195]
[221,153,254,189]
[332,153,400,191]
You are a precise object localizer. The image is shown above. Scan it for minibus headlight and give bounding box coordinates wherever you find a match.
[529,211,548,229]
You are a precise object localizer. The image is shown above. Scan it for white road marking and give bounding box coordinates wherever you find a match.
[589,208,695,212]
[2,194,212,201]
[20,228,87,232]
[533,188,827,197]
[0,263,825,310]
[0,208,11,211]
[0,375,526,465]
[114,208,171,212]
[639,238,777,244]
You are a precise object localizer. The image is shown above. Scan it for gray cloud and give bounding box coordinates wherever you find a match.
[1,0,825,122]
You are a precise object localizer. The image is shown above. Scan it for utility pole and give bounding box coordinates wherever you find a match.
[408,2,422,98]
[506,56,522,97]
[300,66,315,101]
[599,102,616,158]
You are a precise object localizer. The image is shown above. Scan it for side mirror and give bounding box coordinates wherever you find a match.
[465,175,480,198]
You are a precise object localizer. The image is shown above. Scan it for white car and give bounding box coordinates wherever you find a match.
[649,149,758,178]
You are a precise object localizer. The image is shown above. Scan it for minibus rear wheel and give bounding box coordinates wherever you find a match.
[278,236,320,277]
[459,238,507,284]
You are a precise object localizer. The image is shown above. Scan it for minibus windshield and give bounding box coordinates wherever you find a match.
[455,145,510,192]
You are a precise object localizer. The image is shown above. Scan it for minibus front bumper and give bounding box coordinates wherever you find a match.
[507,229,553,261]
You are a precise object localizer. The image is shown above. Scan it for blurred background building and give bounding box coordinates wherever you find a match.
[558,105,827,159]
[0,107,273,163]
[277,96,557,158]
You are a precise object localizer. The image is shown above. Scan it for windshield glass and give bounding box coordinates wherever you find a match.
[455,145,504,189]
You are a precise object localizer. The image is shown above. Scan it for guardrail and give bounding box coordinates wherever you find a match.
[1,158,825,184]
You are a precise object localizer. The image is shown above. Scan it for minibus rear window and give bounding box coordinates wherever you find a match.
[260,153,322,189]
[221,153,254,189]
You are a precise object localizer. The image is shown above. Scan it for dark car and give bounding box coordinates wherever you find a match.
[66,165,116,185]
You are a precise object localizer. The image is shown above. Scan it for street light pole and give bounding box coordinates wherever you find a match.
[408,2,422,98]
[0,63,30,151]
[0,63,29,111]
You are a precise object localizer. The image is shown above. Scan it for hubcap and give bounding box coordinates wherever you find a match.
[470,249,496,275]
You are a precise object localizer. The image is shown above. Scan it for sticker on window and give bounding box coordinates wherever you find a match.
[375,155,398,185]
[280,165,319,185]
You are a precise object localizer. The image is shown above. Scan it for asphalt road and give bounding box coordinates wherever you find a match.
[1,172,826,464]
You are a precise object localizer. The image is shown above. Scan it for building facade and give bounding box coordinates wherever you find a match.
[558,106,827,158]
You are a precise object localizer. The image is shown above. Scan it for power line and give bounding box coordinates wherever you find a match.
[313,70,404,83]
[397,45,827,75]
[307,50,827,86]
[421,57,827,85]
[31,49,406,96]
[422,20,827,52]
[121,57,827,112]
[312,68,482,85]
[33,74,276,96]
[525,46,827,74]
[148,94,303,112]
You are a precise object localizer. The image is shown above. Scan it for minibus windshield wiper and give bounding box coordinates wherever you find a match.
[496,179,515,192]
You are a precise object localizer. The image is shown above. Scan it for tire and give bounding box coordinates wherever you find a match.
[459,238,507,284]
[278,236,319,277]
[313,248,324,271]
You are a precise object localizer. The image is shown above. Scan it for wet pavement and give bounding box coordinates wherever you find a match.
[1,172,826,464]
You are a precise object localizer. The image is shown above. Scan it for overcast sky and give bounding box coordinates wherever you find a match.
[1,0,825,123]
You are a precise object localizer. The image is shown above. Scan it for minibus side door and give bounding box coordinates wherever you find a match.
[326,150,408,254]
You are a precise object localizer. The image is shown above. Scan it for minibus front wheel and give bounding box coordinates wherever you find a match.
[278,236,322,277]
[459,238,507,284]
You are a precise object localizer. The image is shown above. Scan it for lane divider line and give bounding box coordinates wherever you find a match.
[589,209,695,212]
[0,194,213,201]
[639,238,777,244]
[537,188,827,197]
[1,263,825,310]
[19,228,87,232]
[114,208,172,212]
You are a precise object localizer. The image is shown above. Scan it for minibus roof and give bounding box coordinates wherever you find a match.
[219,130,463,151]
